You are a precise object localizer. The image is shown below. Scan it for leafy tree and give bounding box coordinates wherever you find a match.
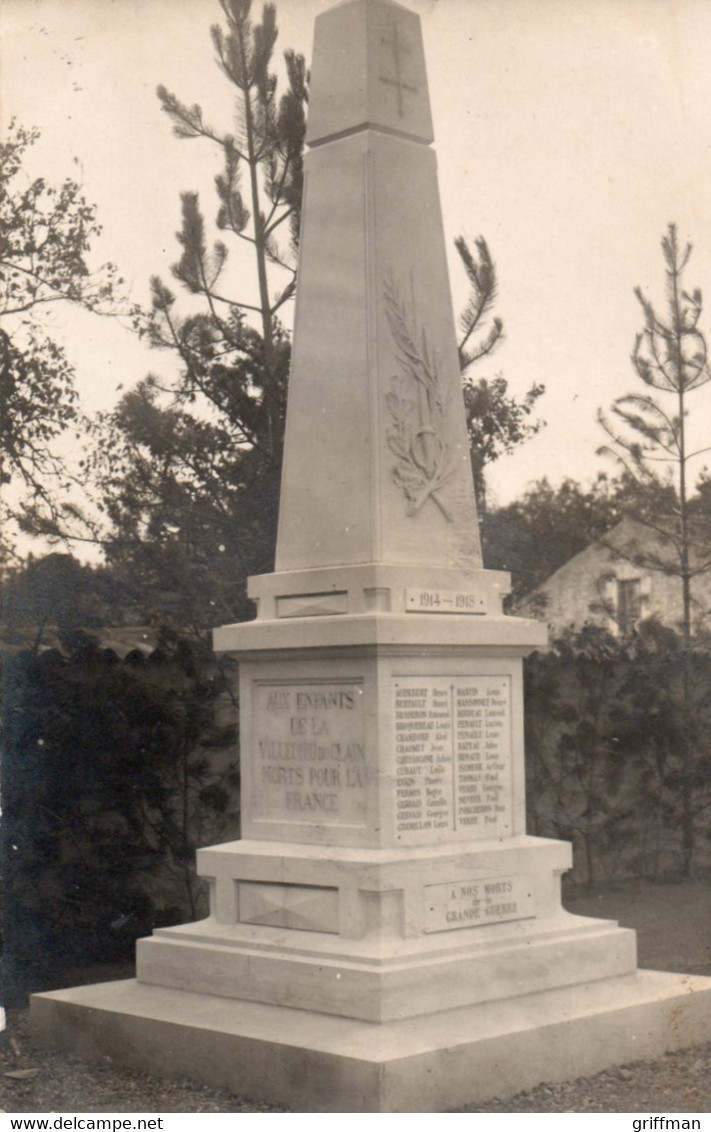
[89,372,287,628]
[598,224,711,875]
[0,553,123,653]
[464,375,545,514]
[0,121,120,555]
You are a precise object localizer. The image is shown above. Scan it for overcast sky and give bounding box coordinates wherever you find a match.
[3,0,711,532]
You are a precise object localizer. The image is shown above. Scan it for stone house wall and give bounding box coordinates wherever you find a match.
[516,517,711,639]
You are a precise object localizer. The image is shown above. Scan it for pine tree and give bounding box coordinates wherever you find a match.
[153,0,308,467]
[89,1,308,627]
[598,223,711,875]
[91,7,543,625]
[456,236,545,512]
[599,224,711,648]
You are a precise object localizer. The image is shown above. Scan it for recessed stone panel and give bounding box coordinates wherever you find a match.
[252,680,367,828]
[393,676,512,843]
[239,881,339,934]
[424,875,535,933]
[276,591,348,618]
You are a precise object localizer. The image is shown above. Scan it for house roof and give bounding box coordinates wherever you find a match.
[0,626,161,659]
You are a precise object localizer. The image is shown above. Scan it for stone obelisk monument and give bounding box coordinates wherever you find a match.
[33,0,711,1112]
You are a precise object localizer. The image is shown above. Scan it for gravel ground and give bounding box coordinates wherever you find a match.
[2,879,710,1114]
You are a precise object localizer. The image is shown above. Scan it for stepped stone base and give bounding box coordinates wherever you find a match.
[31,971,711,1112]
[136,914,636,1023]
[132,837,637,1024]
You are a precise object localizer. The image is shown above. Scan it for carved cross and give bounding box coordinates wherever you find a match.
[379,21,418,117]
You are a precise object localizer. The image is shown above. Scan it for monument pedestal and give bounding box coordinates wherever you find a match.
[31,583,711,1110]
[30,0,711,1110]
[135,839,636,1023]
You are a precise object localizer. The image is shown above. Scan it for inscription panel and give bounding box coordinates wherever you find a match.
[405,588,487,614]
[393,676,512,842]
[424,876,534,933]
[253,681,366,826]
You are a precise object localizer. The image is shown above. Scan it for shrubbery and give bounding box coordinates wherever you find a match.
[525,621,711,887]
[0,630,238,1003]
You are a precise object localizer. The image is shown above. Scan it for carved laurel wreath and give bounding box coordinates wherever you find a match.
[383,275,457,521]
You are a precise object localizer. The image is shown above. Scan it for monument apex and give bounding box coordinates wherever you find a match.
[305,0,434,146]
[276,0,481,574]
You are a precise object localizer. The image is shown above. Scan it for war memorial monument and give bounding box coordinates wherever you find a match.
[32,0,711,1112]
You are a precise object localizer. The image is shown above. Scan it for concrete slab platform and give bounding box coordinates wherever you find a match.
[31,970,711,1112]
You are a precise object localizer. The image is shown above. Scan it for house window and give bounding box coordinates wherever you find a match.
[617,578,642,633]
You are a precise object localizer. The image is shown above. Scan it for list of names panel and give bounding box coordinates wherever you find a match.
[393,676,512,842]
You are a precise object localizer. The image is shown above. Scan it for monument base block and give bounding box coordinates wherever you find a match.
[31,970,711,1112]
[130,838,638,1023]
